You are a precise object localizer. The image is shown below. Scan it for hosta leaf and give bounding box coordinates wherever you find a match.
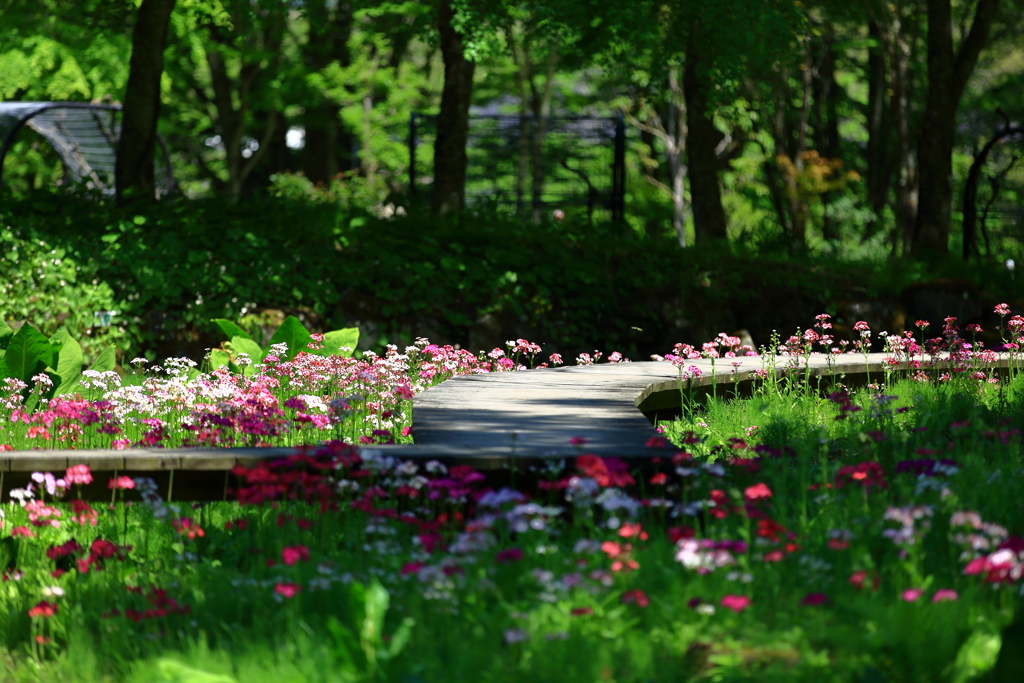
[211,318,254,342]
[0,319,14,350]
[54,335,84,396]
[88,346,116,374]
[230,336,263,376]
[266,316,311,361]
[4,324,53,383]
[209,349,232,371]
[317,327,360,358]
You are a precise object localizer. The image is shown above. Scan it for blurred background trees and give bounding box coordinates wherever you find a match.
[3,0,1024,260]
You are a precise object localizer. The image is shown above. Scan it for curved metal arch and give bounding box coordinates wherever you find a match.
[0,102,175,196]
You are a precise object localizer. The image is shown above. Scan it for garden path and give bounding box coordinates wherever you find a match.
[1,351,956,484]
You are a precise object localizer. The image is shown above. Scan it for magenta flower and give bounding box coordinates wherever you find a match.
[275,582,300,598]
[282,545,310,566]
[720,594,750,612]
[496,548,523,564]
[801,592,829,606]
[901,588,924,602]
[932,589,958,603]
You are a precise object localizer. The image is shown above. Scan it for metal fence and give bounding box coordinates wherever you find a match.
[409,114,625,220]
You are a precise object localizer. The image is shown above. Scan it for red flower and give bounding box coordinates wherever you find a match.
[571,606,594,616]
[849,570,880,591]
[668,526,695,544]
[764,550,784,562]
[756,519,786,541]
[172,518,205,540]
[743,483,772,502]
[576,455,634,487]
[835,461,888,491]
[649,472,668,485]
[28,601,58,618]
[621,589,650,608]
[618,523,648,541]
[11,526,34,538]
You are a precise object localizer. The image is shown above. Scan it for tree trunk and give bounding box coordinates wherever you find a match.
[301,1,353,185]
[864,20,891,240]
[529,45,558,222]
[115,0,177,204]
[684,31,727,244]
[812,34,841,242]
[432,0,475,216]
[913,0,1000,258]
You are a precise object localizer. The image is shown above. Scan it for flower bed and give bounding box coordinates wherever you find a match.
[1,309,1023,681]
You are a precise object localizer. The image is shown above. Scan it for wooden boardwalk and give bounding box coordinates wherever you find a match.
[0,353,1008,499]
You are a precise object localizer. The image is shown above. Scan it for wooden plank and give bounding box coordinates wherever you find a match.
[0,353,1010,479]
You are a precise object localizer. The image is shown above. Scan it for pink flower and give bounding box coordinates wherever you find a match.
[65,464,93,486]
[281,545,310,566]
[0,444,13,451]
[743,483,772,502]
[995,303,1011,316]
[932,589,958,603]
[901,588,924,602]
[275,582,300,598]
[720,594,750,612]
[11,526,34,538]
[108,476,135,490]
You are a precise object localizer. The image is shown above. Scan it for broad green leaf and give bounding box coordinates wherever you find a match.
[156,659,239,683]
[209,348,232,371]
[4,324,53,383]
[211,318,254,342]
[49,326,71,346]
[88,346,116,374]
[266,316,311,361]
[54,335,84,395]
[0,320,13,350]
[317,327,360,358]
[230,336,263,376]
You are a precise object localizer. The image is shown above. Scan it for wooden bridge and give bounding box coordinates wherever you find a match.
[0,353,999,500]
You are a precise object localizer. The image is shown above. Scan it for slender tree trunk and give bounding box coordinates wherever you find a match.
[813,34,841,242]
[302,1,353,185]
[913,0,1000,258]
[684,31,727,244]
[529,44,558,222]
[864,20,891,240]
[115,0,177,203]
[432,0,475,216]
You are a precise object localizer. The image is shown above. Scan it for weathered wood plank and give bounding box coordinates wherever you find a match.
[0,353,1010,488]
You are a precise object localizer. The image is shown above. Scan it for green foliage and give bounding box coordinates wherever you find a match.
[0,320,114,405]
[2,192,1022,365]
[210,315,359,374]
